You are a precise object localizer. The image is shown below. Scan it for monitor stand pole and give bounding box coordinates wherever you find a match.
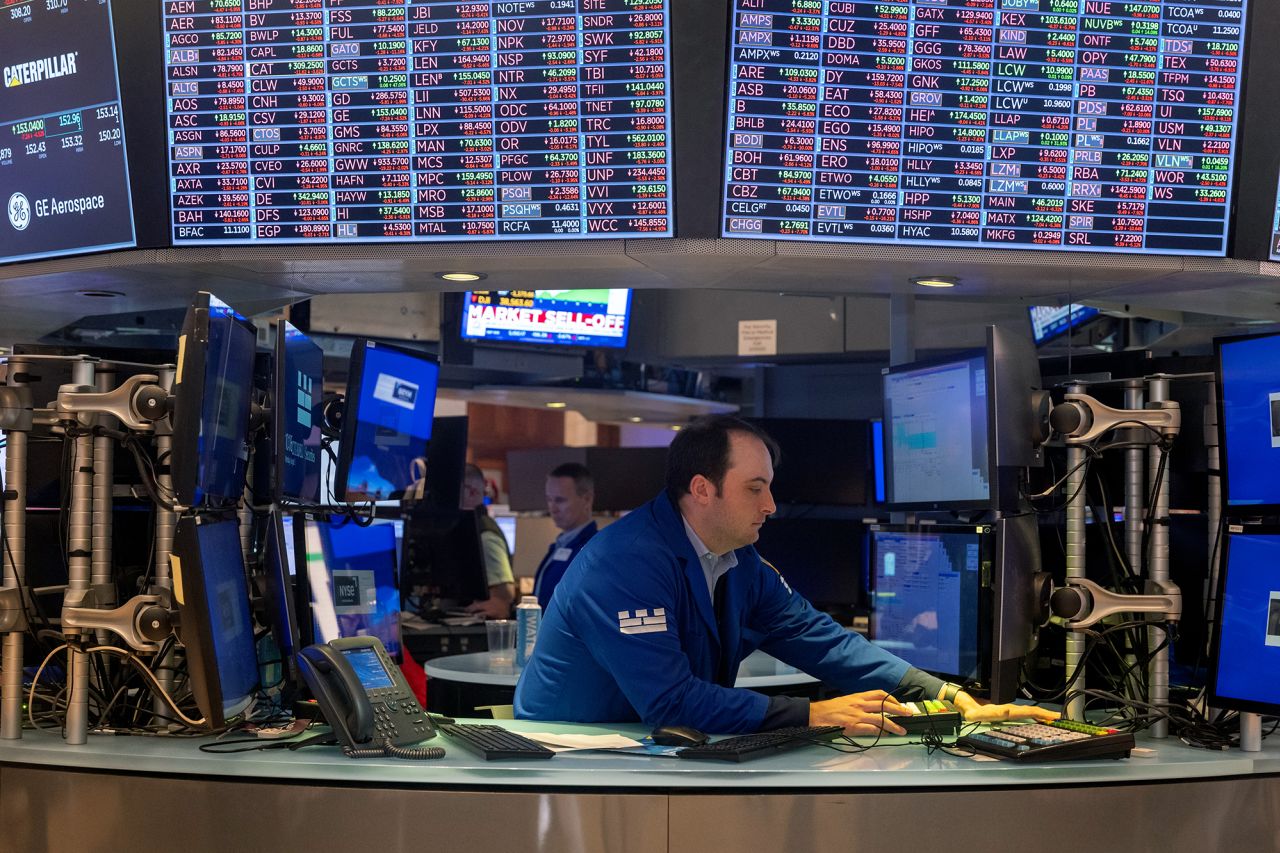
[1240,713,1262,752]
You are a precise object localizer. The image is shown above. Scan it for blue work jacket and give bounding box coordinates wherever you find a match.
[514,492,910,733]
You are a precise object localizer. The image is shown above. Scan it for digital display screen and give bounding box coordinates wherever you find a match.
[195,298,256,504]
[1029,303,1100,345]
[341,341,438,502]
[161,0,674,244]
[306,519,402,657]
[462,289,631,347]
[1218,332,1280,509]
[721,0,1247,256]
[342,646,396,690]
[278,321,323,504]
[1,0,134,263]
[870,528,981,680]
[883,354,990,508]
[1211,533,1280,712]
[196,518,260,717]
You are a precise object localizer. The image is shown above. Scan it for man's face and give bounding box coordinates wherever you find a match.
[705,432,776,551]
[460,476,485,511]
[546,475,592,531]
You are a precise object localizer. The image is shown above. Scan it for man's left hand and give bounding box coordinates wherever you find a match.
[953,691,1059,724]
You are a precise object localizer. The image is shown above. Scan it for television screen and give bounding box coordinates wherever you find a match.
[302,517,401,659]
[1,0,134,263]
[161,3,673,243]
[1029,304,1101,346]
[720,0,1248,256]
[1217,331,1280,512]
[882,353,990,509]
[461,289,631,349]
[1208,531,1280,716]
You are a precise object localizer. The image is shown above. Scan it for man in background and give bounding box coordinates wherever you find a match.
[462,464,516,619]
[533,462,598,609]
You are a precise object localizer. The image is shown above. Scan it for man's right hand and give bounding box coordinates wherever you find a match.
[809,690,912,736]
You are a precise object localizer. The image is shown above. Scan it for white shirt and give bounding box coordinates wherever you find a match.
[681,516,738,601]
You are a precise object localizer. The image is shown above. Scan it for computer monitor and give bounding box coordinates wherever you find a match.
[869,517,1044,703]
[1208,530,1280,716]
[747,418,871,506]
[171,515,259,729]
[301,517,402,659]
[1029,305,1102,347]
[170,292,257,508]
[1216,331,1280,514]
[260,510,301,689]
[460,290,633,349]
[753,517,864,611]
[870,419,886,504]
[400,508,490,610]
[420,415,468,512]
[334,339,439,503]
[273,321,323,505]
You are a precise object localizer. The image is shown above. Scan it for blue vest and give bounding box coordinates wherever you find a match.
[532,521,598,609]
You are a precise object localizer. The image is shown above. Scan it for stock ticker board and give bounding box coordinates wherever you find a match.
[721,0,1248,255]
[1,0,135,264]
[162,0,673,244]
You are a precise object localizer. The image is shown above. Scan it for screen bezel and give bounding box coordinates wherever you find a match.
[1215,330,1280,517]
[1206,526,1280,717]
[881,349,994,512]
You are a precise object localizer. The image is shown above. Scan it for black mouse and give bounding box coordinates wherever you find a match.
[650,725,709,747]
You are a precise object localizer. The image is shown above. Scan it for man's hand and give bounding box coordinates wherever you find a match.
[952,691,1059,724]
[809,690,913,736]
[465,597,511,620]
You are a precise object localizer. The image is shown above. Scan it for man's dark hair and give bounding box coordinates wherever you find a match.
[548,462,593,496]
[665,415,780,503]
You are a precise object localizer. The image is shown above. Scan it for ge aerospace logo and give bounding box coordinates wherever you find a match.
[7,193,30,231]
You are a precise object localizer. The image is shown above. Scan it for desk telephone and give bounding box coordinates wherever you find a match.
[296,637,443,759]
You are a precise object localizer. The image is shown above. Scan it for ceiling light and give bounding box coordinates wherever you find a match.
[911,276,959,289]
[670,425,682,431]
[436,272,486,282]
[545,401,567,409]
[628,417,643,423]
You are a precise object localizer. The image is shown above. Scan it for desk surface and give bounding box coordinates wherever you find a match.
[1,718,1275,791]
[424,649,820,688]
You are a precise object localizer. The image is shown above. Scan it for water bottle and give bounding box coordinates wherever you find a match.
[515,596,541,667]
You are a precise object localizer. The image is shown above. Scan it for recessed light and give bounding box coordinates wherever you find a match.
[77,290,125,299]
[670,425,682,431]
[545,401,567,409]
[628,417,643,423]
[436,272,486,282]
[911,276,959,289]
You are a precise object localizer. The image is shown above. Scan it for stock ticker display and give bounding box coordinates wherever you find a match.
[162,0,673,244]
[1,0,135,264]
[722,0,1248,255]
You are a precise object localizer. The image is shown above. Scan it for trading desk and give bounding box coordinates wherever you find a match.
[2,719,1278,853]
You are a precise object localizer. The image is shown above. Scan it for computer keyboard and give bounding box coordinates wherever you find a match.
[437,723,556,760]
[957,720,1135,762]
[676,725,844,762]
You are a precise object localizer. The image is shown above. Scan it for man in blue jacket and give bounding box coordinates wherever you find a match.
[532,462,598,609]
[515,415,1058,735]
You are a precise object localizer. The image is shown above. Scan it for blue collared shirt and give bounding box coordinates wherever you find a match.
[681,516,738,600]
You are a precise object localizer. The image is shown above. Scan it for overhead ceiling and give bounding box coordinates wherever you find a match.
[2,238,1278,345]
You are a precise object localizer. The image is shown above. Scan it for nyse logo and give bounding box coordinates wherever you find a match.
[8,193,30,231]
[295,371,312,428]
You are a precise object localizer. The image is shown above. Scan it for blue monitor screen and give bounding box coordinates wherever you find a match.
[720,0,1248,257]
[1029,304,1101,346]
[161,3,673,243]
[278,322,323,504]
[341,647,394,691]
[883,355,989,508]
[462,289,632,349]
[196,518,259,720]
[340,341,438,502]
[194,299,255,504]
[1,0,135,264]
[1218,333,1280,509]
[304,518,401,659]
[1211,533,1280,713]
[871,418,886,504]
[869,528,982,681]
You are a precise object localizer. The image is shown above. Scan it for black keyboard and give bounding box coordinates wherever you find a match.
[438,723,556,760]
[676,725,844,762]
[957,720,1135,762]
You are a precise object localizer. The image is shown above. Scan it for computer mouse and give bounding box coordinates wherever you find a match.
[650,725,710,747]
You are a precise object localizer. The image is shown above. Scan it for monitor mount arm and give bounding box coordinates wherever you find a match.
[62,589,175,654]
[1050,576,1181,629]
[55,374,170,432]
[1050,392,1180,446]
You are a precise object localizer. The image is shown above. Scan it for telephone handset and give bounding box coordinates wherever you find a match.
[296,636,440,757]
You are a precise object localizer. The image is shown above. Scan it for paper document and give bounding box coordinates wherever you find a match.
[521,732,645,752]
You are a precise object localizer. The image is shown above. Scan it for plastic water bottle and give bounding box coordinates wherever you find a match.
[515,596,541,667]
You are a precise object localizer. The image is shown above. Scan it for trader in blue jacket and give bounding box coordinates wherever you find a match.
[531,462,598,609]
[515,415,1058,735]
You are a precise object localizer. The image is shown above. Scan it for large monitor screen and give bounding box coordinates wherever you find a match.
[1217,331,1280,512]
[882,354,990,509]
[303,517,402,658]
[461,289,632,348]
[721,0,1247,256]
[869,527,983,682]
[161,1,673,244]
[1208,531,1280,715]
[1,0,134,263]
